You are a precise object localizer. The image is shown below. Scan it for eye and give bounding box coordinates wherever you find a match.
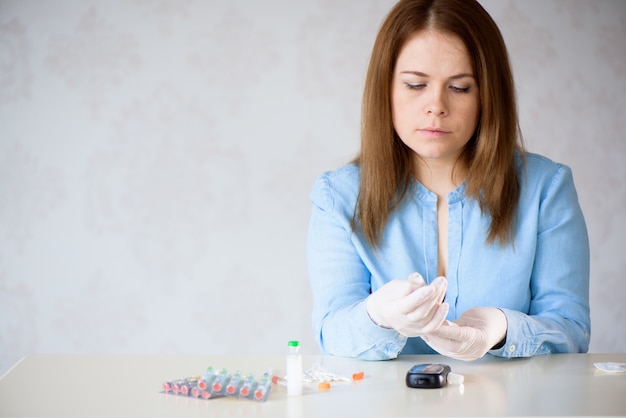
[450,86,470,93]
[405,82,425,91]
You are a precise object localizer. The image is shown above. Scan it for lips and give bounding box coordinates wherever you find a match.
[419,127,450,138]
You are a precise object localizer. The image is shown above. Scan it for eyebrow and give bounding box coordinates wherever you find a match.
[400,71,475,80]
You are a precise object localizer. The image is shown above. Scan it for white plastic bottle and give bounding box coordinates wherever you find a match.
[286,340,302,396]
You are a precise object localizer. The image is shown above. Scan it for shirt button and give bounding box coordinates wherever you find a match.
[508,344,516,353]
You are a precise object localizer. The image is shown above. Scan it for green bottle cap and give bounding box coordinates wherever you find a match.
[288,340,300,347]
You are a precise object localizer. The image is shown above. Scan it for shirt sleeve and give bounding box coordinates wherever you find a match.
[307,173,407,360]
[490,163,591,358]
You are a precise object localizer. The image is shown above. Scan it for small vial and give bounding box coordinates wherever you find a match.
[171,377,197,396]
[163,381,173,392]
[253,373,272,401]
[271,375,287,386]
[211,369,230,395]
[238,374,257,399]
[180,382,191,396]
[198,367,216,391]
[225,371,244,397]
[172,378,187,394]
[286,340,303,396]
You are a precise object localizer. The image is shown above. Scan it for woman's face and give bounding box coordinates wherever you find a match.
[391,30,480,167]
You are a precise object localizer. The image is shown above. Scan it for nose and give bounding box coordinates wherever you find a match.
[425,88,448,116]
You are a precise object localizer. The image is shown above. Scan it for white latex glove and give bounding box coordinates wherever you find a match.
[422,307,507,361]
[366,273,448,337]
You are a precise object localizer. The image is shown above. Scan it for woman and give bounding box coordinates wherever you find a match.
[307,0,590,361]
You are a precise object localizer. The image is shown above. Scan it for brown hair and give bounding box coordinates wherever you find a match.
[353,0,523,247]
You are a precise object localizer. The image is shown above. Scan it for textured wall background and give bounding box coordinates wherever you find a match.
[1,0,624,375]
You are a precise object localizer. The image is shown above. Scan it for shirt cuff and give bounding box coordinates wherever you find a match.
[351,300,408,360]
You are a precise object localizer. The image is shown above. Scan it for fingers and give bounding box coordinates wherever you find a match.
[422,334,476,361]
[434,276,447,303]
[407,302,449,333]
[368,274,449,336]
[407,272,425,286]
[422,326,470,350]
[389,277,425,297]
[421,334,455,353]
[399,276,447,315]
[426,321,466,340]
[399,276,448,334]
[366,277,431,329]
[396,284,434,312]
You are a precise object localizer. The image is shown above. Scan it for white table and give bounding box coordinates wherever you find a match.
[0,353,625,417]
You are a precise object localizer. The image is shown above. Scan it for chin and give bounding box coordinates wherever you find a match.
[414,149,461,162]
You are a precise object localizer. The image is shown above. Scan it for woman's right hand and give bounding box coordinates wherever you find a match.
[366,273,448,337]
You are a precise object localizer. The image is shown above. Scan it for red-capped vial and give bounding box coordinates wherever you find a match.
[167,377,198,397]
[253,374,271,402]
[253,386,268,401]
[238,374,256,398]
[198,367,216,391]
[210,369,229,395]
[180,384,191,396]
[225,371,243,397]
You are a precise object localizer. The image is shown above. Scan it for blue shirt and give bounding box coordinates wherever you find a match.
[307,153,590,360]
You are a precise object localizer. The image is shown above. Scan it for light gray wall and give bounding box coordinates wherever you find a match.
[1,0,624,375]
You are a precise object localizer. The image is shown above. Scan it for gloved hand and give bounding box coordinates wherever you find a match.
[366,273,448,337]
[422,307,507,361]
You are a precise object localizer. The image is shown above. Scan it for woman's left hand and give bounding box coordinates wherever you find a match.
[422,307,507,361]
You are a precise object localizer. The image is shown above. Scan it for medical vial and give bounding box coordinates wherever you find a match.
[286,340,303,396]
[253,373,272,401]
[225,371,243,397]
[211,369,230,395]
[238,374,257,398]
[198,366,216,390]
